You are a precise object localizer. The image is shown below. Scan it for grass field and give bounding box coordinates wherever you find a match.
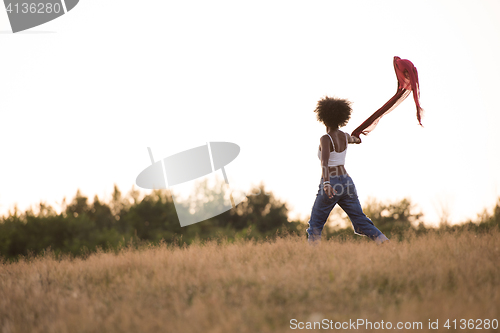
[1,230,499,332]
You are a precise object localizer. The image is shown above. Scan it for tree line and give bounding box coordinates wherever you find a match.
[0,182,300,260]
[1,182,499,260]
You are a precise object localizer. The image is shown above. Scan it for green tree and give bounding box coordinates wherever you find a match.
[363,197,423,232]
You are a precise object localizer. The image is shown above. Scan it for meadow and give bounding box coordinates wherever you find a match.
[1,229,499,333]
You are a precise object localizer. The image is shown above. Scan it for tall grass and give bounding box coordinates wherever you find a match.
[1,230,499,332]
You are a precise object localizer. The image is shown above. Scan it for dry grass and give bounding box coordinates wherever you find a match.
[1,230,499,333]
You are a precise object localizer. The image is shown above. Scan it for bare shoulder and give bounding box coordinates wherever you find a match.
[319,135,330,151]
[320,134,330,143]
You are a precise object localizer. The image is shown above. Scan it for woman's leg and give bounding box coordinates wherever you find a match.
[307,179,339,243]
[338,177,389,243]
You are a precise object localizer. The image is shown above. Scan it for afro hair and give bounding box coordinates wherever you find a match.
[314,96,352,129]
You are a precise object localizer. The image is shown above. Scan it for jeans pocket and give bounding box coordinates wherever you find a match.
[320,189,330,204]
[322,186,339,204]
[345,179,357,198]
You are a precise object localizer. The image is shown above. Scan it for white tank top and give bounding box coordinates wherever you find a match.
[317,133,348,167]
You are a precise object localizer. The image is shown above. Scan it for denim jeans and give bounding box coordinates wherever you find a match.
[306,175,389,244]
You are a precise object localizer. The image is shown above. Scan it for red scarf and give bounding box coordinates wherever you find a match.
[351,56,423,139]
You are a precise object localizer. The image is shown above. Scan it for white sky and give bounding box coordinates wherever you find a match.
[1,0,500,226]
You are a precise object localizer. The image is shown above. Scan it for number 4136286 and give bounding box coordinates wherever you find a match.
[444,319,498,330]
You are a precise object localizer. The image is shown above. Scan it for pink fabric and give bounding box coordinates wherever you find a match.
[351,56,423,139]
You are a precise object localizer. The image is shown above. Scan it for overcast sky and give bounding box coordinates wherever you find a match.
[1,0,499,225]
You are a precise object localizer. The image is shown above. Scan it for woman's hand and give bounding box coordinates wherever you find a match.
[347,134,362,144]
[323,184,337,199]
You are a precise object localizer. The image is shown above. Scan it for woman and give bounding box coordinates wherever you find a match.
[307,96,389,244]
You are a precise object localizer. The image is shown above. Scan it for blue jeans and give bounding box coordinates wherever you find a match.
[307,175,389,243]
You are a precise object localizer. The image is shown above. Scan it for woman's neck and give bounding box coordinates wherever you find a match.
[327,127,339,133]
